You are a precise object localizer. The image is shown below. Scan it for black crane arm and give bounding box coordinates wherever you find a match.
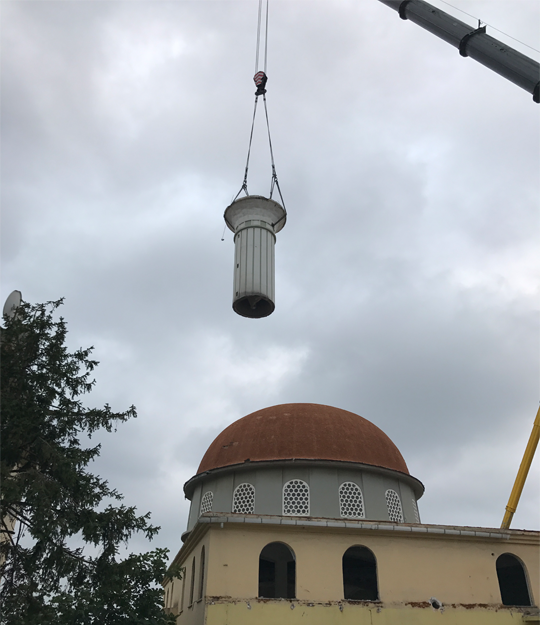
[379,0,540,103]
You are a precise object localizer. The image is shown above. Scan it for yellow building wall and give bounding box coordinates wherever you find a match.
[204,523,539,606]
[167,522,539,625]
[0,513,17,566]
[166,532,211,625]
[206,601,534,625]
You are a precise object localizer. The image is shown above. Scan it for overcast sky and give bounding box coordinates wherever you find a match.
[2,0,539,559]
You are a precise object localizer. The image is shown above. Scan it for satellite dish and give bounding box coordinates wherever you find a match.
[3,290,22,318]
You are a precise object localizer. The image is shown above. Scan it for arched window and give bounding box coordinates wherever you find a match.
[232,483,255,514]
[343,545,378,601]
[496,553,532,606]
[200,491,213,515]
[283,479,309,516]
[385,489,403,523]
[189,557,196,606]
[180,567,186,612]
[198,546,205,600]
[339,482,365,518]
[259,542,296,599]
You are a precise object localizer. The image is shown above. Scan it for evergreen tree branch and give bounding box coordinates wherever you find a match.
[1,299,173,625]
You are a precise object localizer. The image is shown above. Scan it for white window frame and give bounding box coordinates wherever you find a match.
[282,479,310,516]
[232,482,256,514]
[385,488,404,523]
[411,498,420,523]
[200,491,213,516]
[339,481,365,519]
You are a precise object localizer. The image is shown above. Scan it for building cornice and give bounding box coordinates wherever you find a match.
[195,512,539,543]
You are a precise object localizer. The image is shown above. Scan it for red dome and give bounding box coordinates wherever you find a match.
[197,403,409,475]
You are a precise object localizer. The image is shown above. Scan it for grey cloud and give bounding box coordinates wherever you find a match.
[2,0,538,559]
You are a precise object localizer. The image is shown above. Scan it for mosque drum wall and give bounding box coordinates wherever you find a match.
[184,462,422,532]
[167,519,539,624]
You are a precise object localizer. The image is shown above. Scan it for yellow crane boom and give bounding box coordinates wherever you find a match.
[501,406,540,529]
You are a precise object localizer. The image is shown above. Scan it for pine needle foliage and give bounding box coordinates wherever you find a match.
[0,299,178,624]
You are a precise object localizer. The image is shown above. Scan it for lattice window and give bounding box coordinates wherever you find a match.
[385,489,404,523]
[200,491,213,515]
[232,483,255,514]
[412,498,420,523]
[283,479,310,516]
[339,482,365,519]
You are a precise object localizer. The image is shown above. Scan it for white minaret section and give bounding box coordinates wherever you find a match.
[224,195,286,318]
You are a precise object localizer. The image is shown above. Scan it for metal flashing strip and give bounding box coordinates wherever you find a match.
[196,513,536,541]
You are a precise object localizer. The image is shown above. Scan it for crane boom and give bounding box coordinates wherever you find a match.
[378,0,540,103]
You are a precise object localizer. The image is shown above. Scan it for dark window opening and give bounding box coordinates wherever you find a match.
[258,542,295,599]
[198,546,205,601]
[343,545,378,601]
[180,567,186,611]
[496,553,531,606]
[189,557,196,606]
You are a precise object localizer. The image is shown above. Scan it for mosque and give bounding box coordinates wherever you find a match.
[163,403,539,624]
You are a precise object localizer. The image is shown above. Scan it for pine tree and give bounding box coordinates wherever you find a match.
[0,299,178,624]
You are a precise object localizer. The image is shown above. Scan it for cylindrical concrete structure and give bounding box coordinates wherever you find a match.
[224,195,286,318]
